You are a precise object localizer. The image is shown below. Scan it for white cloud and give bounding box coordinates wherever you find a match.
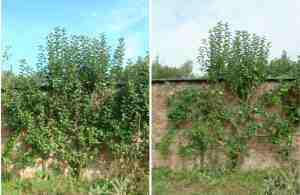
[109,11,146,32]
[87,0,147,60]
[91,0,147,33]
[152,0,300,67]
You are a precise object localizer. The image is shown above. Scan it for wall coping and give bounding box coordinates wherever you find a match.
[152,77,296,84]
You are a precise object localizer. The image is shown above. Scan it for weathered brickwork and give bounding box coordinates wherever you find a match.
[152,80,300,170]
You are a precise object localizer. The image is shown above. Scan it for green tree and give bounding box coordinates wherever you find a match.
[152,58,194,79]
[266,50,298,78]
[98,33,111,77]
[2,27,149,179]
[112,38,125,81]
[198,22,270,99]
[2,46,13,72]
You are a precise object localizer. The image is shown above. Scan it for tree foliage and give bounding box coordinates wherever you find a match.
[198,22,270,99]
[157,22,300,170]
[2,27,149,178]
[152,58,194,79]
[266,50,299,78]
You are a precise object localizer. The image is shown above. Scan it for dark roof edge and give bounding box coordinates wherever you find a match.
[152,77,297,83]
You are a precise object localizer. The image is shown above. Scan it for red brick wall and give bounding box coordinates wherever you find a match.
[152,81,300,170]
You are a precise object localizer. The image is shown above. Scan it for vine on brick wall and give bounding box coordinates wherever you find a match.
[2,27,149,179]
[157,22,299,168]
[157,82,299,168]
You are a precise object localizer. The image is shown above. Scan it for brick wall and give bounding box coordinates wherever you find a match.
[152,80,300,170]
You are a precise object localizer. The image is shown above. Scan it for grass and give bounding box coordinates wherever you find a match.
[2,173,148,195]
[153,167,300,195]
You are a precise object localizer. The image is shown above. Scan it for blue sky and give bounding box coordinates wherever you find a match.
[2,0,148,71]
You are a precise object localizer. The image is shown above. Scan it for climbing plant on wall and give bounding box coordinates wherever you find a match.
[158,22,299,169]
[158,84,299,168]
[2,27,149,178]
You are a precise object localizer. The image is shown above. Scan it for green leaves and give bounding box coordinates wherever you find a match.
[198,22,270,99]
[267,50,299,78]
[111,38,126,81]
[2,28,149,177]
[167,87,225,126]
[161,83,298,169]
[183,125,213,157]
[152,59,194,79]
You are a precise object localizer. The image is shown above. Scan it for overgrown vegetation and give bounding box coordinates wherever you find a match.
[2,27,149,194]
[156,22,300,194]
[198,22,270,99]
[153,22,300,81]
[267,50,300,78]
[158,82,299,166]
[153,164,300,195]
[152,58,194,79]
[3,171,148,195]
